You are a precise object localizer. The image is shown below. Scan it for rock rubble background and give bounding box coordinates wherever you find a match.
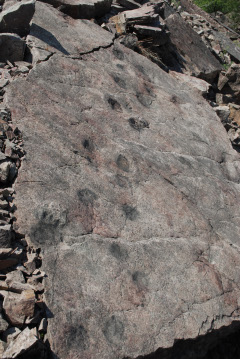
[0,0,240,358]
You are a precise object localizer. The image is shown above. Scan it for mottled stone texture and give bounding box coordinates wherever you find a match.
[5,15,240,359]
[27,2,114,57]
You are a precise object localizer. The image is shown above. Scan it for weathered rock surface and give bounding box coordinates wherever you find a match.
[218,64,240,104]
[170,71,211,95]
[0,34,25,63]
[110,3,161,34]
[165,13,222,81]
[213,31,240,63]
[27,1,114,61]
[39,0,112,19]
[5,15,240,356]
[0,0,35,36]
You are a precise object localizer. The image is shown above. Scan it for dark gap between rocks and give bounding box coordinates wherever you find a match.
[125,321,240,359]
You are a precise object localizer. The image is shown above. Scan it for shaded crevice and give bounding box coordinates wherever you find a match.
[125,321,240,359]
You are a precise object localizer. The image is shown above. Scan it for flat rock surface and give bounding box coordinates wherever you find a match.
[5,23,240,359]
[165,13,222,81]
[27,2,114,57]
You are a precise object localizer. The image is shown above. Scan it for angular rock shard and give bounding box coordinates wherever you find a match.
[213,31,240,63]
[2,327,44,359]
[3,290,35,326]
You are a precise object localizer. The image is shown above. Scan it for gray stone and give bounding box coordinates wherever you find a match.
[8,281,34,293]
[116,0,140,10]
[170,71,211,95]
[2,1,18,11]
[0,314,8,332]
[0,152,7,161]
[39,0,112,19]
[0,280,8,290]
[6,270,25,285]
[2,327,21,343]
[0,225,13,248]
[0,33,25,63]
[13,65,29,75]
[218,64,240,104]
[133,25,168,44]
[0,160,17,184]
[0,340,6,357]
[27,1,114,59]
[2,327,42,359]
[214,105,230,124]
[165,14,222,81]
[0,0,35,36]
[213,31,240,63]
[119,33,138,49]
[0,79,9,88]
[23,252,37,274]
[2,290,35,326]
[6,35,240,358]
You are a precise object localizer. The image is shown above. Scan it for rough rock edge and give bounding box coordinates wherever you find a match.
[0,70,49,357]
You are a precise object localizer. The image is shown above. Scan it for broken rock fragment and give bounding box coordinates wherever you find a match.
[170,71,211,95]
[0,160,17,184]
[3,289,35,326]
[0,0,35,36]
[165,13,222,81]
[218,64,240,104]
[2,327,43,359]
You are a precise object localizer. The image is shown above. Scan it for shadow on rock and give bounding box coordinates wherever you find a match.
[30,23,70,55]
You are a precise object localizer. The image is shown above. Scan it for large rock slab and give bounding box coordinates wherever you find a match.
[0,0,35,36]
[213,31,240,63]
[165,13,222,81]
[5,26,240,359]
[27,1,114,61]
[39,0,112,19]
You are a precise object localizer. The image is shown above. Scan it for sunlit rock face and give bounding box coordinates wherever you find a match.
[4,1,240,358]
